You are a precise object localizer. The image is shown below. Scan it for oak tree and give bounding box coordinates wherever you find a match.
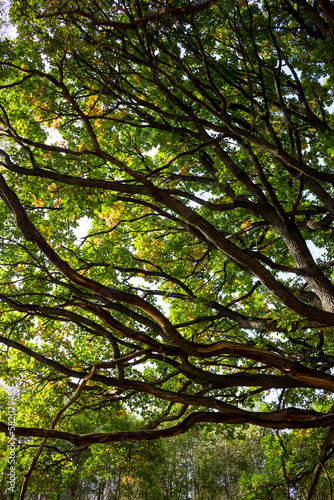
[1,0,334,496]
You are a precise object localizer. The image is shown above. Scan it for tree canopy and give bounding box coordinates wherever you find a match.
[1,0,334,496]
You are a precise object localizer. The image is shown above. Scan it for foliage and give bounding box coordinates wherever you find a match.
[11,425,267,500]
[1,0,334,497]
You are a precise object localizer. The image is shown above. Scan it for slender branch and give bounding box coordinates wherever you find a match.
[308,426,334,499]
[19,366,97,499]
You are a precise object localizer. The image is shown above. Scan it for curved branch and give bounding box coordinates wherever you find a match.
[2,409,334,448]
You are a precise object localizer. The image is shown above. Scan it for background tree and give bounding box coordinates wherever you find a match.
[1,0,334,497]
[17,425,266,500]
